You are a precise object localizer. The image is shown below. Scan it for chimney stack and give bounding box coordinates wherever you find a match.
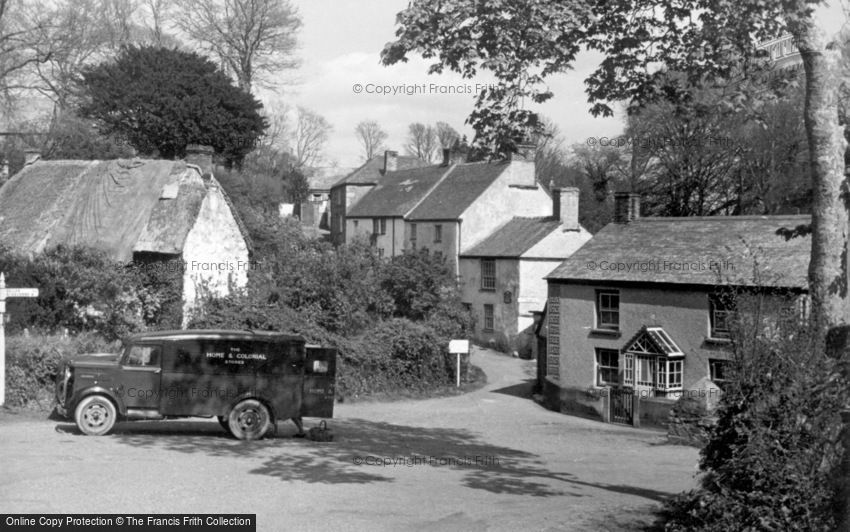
[185,144,214,178]
[383,150,398,174]
[614,192,641,223]
[553,187,580,231]
[24,149,40,166]
[509,142,537,163]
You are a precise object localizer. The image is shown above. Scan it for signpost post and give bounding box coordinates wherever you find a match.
[448,339,470,388]
[0,273,39,406]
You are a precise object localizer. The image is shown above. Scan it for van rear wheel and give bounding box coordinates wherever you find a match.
[227,399,272,440]
[75,395,117,436]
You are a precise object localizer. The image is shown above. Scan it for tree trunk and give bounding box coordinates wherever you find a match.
[795,17,849,334]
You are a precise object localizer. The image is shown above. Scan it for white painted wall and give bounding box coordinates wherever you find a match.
[181,183,250,323]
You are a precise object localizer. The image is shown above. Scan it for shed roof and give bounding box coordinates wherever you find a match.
[546,215,812,288]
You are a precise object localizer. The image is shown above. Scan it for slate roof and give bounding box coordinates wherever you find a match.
[0,158,250,262]
[460,217,563,258]
[407,161,510,220]
[546,215,812,288]
[332,154,426,187]
[346,165,451,217]
[307,166,356,191]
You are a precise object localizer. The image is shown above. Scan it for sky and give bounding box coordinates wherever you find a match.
[263,0,624,168]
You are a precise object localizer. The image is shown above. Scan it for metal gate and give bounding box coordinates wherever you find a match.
[610,387,634,425]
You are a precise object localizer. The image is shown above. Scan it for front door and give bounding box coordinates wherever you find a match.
[118,343,162,410]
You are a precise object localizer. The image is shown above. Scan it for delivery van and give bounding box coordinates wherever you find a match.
[54,329,336,440]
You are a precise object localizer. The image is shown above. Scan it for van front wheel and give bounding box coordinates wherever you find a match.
[227,400,272,440]
[75,395,117,436]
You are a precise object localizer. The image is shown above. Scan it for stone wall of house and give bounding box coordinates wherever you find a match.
[181,182,250,324]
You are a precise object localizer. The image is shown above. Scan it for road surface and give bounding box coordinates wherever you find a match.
[0,347,698,531]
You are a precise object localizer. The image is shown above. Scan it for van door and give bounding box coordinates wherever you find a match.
[118,343,163,411]
[300,346,336,418]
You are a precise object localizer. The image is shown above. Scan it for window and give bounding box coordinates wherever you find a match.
[622,353,682,393]
[709,359,730,389]
[410,223,417,249]
[481,259,496,291]
[353,220,358,229]
[372,218,386,235]
[595,349,619,386]
[483,304,494,332]
[125,344,161,367]
[596,290,620,330]
[709,293,733,338]
[377,248,385,258]
[434,224,442,243]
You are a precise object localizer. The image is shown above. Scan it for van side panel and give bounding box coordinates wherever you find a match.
[300,347,337,418]
[158,339,304,418]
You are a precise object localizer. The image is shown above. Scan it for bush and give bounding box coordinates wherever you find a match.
[5,333,120,408]
[0,245,182,340]
[661,291,847,531]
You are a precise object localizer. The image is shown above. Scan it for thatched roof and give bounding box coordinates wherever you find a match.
[0,158,246,261]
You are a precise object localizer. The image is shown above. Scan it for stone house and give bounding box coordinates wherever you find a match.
[458,188,591,353]
[0,145,251,323]
[539,192,812,427]
[328,151,426,246]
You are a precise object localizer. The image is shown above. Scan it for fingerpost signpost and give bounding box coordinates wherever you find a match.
[0,272,39,406]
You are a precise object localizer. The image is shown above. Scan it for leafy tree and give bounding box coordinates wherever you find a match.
[380,248,455,320]
[382,0,848,334]
[174,0,301,92]
[78,45,266,166]
[354,120,388,160]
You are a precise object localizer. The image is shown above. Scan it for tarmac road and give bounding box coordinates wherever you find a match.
[0,347,698,532]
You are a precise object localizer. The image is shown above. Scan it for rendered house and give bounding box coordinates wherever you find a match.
[296,166,355,232]
[458,188,591,353]
[328,151,426,246]
[539,192,812,426]
[0,145,251,322]
[344,145,553,274]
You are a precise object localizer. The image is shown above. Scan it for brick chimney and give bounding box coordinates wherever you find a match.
[24,149,40,166]
[383,150,398,174]
[185,144,214,177]
[552,187,580,231]
[614,192,641,223]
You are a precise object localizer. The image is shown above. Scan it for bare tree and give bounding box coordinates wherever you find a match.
[435,121,459,149]
[354,120,387,160]
[405,122,436,162]
[142,0,174,46]
[0,0,52,106]
[174,0,301,93]
[290,106,330,169]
